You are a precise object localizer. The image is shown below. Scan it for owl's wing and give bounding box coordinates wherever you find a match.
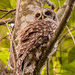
[17,20,58,72]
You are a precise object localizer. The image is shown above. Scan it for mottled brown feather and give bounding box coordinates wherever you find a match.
[16,8,59,73]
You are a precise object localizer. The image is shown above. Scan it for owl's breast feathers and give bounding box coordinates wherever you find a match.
[17,19,58,72]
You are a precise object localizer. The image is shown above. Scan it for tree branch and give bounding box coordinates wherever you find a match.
[0,9,9,12]
[0,9,16,12]
[0,18,15,25]
[6,22,17,71]
[46,59,49,75]
[0,9,16,19]
[34,0,75,74]
[0,35,8,41]
[61,0,69,8]
[58,27,75,44]
[56,0,69,20]
[58,0,60,8]
[0,61,13,74]
[46,0,56,9]
[66,26,75,45]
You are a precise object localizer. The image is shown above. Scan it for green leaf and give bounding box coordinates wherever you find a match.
[68,47,75,63]
[49,60,53,75]
[0,40,10,48]
[0,26,8,39]
[44,4,50,8]
[0,0,16,19]
[0,48,9,65]
[62,63,75,73]
[9,0,16,8]
[0,0,12,9]
[61,72,75,75]
[68,7,75,27]
[50,0,66,6]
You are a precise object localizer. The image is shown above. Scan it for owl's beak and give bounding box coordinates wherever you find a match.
[42,15,44,20]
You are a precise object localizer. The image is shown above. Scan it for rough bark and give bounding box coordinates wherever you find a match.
[15,0,41,35]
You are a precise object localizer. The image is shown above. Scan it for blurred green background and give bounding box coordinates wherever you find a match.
[0,0,75,75]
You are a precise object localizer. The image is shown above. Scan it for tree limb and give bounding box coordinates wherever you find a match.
[34,0,75,74]
[46,59,49,75]
[58,0,60,8]
[46,0,56,9]
[0,35,8,41]
[58,27,75,44]
[0,61,13,74]
[6,22,17,72]
[0,9,16,12]
[66,26,75,45]
[0,9,16,19]
[0,18,15,25]
[56,0,69,20]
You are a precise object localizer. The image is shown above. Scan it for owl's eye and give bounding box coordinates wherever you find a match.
[36,13,40,18]
[45,11,51,15]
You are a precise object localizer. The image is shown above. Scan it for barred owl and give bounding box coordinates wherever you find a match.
[16,8,59,73]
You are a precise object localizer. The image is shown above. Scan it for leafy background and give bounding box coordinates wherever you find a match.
[0,0,75,75]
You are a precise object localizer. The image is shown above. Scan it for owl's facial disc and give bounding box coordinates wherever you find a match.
[34,8,57,21]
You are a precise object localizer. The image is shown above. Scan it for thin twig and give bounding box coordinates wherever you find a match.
[58,0,60,8]
[46,0,56,9]
[6,22,11,32]
[5,69,13,74]
[58,27,75,44]
[6,22,17,70]
[66,36,75,39]
[0,9,16,12]
[0,9,16,19]
[56,0,69,20]
[0,9,9,12]
[66,26,75,45]
[0,18,14,25]
[46,59,49,75]
[61,0,69,8]
[0,35,8,41]
[0,61,13,74]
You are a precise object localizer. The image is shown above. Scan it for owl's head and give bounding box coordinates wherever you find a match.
[34,8,58,22]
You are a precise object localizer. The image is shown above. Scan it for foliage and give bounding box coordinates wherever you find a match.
[0,0,16,67]
[0,0,75,75]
